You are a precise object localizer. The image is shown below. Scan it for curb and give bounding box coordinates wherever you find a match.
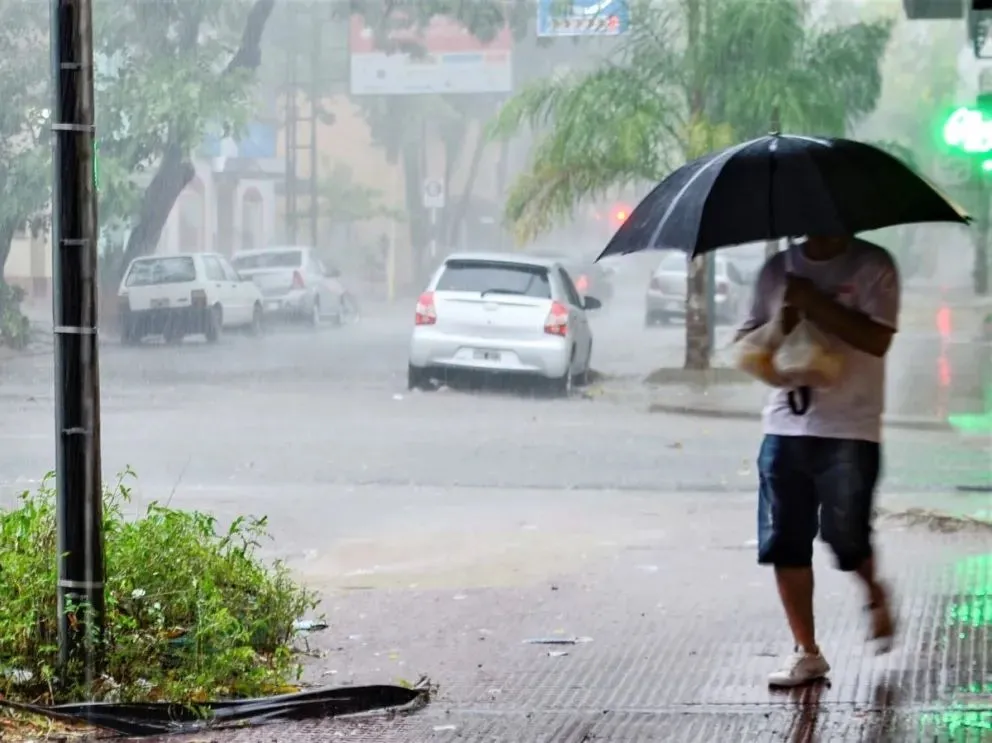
[645,402,954,433]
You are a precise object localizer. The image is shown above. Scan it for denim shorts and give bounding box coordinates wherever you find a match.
[756,434,881,572]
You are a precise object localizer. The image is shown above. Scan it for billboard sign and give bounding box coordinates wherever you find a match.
[537,0,630,37]
[200,123,278,159]
[349,15,512,95]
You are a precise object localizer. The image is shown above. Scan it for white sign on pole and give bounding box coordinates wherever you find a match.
[423,178,445,209]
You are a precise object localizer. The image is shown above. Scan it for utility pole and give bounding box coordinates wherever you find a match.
[50,0,106,671]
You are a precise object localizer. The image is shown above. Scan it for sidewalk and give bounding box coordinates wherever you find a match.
[643,380,960,432]
[145,492,990,742]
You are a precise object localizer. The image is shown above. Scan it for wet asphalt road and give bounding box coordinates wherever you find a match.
[0,299,987,559]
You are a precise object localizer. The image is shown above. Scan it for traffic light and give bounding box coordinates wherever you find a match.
[971,1,992,56]
[942,106,992,153]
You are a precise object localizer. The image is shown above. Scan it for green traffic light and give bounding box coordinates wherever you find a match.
[943,107,992,153]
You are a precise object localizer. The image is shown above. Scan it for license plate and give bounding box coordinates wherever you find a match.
[151,298,169,309]
[473,350,501,362]
[266,301,280,311]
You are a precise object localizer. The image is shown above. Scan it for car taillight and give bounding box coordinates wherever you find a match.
[936,305,952,338]
[415,291,436,325]
[292,270,305,290]
[575,274,589,293]
[191,289,207,307]
[716,280,728,296]
[118,292,129,308]
[544,300,569,336]
[649,277,662,291]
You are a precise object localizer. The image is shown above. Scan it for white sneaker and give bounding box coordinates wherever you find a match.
[767,648,830,688]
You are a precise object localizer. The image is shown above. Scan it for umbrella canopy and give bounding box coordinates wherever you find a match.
[597,134,970,260]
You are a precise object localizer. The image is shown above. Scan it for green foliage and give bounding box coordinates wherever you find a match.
[0,282,31,349]
[858,10,962,163]
[93,0,264,225]
[320,162,404,224]
[0,469,319,704]
[490,0,893,243]
[0,1,52,253]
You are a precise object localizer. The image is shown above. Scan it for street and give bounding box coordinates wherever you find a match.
[1,297,987,517]
[1,296,990,740]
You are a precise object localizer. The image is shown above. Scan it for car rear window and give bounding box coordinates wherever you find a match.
[436,260,552,299]
[232,251,303,270]
[125,257,197,287]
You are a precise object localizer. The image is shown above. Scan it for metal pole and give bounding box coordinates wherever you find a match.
[429,207,438,261]
[50,0,105,672]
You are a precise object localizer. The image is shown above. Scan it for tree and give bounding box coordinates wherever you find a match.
[348,1,533,283]
[0,0,52,286]
[320,161,401,224]
[93,0,276,274]
[490,0,892,370]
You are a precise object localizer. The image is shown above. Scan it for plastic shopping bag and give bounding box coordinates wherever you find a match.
[730,319,788,387]
[773,316,843,389]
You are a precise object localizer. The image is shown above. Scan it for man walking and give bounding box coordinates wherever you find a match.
[737,235,900,688]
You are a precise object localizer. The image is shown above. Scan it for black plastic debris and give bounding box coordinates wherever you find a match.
[0,684,424,737]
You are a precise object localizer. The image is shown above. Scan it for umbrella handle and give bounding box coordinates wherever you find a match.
[788,386,811,415]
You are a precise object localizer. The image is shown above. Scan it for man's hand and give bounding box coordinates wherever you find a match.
[780,304,800,335]
[783,274,819,311]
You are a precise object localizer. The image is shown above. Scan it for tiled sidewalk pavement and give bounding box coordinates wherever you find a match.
[139,495,991,743]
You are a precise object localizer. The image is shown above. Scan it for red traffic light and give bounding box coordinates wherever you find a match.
[612,205,630,224]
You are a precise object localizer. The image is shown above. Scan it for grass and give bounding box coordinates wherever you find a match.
[0,468,319,709]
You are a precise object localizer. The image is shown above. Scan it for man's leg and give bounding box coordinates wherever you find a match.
[757,435,829,686]
[815,438,896,651]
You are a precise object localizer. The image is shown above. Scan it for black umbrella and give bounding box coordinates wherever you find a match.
[596,134,970,260]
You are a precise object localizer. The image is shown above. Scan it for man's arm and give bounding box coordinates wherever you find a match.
[785,259,900,358]
[733,257,780,342]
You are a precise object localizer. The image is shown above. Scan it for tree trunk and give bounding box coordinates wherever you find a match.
[682,0,711,371]
[445,124,487,248]
[0,217,19,281]
[402,141,429,286]
[118,0,275,277]
[120,139,195,270]
[975,177,990,296]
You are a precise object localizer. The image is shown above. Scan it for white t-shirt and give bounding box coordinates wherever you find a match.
[742,239,901,443]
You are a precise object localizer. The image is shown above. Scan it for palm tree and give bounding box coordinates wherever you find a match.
[490,0,891,370]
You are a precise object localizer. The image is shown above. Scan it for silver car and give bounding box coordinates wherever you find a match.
[231,246,357,326]
[644,253,746,326]
[408,253,599,395]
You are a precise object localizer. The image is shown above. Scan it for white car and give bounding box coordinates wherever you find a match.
[644,252,747,326]
[407,252,599,395]
[117,253,264,345]
[231,246,359,326]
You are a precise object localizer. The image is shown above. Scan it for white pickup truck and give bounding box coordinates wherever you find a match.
[117,252,264,345]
